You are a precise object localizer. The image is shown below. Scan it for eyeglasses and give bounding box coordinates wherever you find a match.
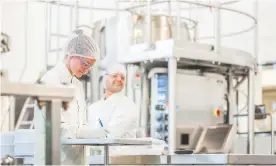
[109,73,125,80]
[78,57,95,69]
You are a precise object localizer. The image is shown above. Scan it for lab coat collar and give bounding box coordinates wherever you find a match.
[56,61,73,84]
[104,91,124,101]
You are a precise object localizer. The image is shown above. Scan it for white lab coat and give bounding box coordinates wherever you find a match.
[40,61,87,165]
[87,94,168,158]
[88,92,139,139]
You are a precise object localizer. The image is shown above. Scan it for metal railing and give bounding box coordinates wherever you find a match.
[233,113,275,154]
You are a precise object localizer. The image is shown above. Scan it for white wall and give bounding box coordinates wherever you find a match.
[1,1,46,83]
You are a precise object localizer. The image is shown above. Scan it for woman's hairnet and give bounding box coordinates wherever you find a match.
[63,29,100,59]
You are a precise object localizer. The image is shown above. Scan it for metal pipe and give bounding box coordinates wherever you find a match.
[44,1,49,71]
[48,4,52,52]
[69,7,73,32]
[8,97,15,131]
[227,71,234,124]
[168,57,177,155]
[146,0,151,48]
[75,0,79,28]
[140,71,148,133]
[234,75,246,90]
[253,0,262,106]
[19,1,28,81]
[254,0,259,64]
[269,113,275,154]
[214,1,221,55]
[115,1,119,58]
[56,0,60,63]
[37,0,126,12]
[248,70,255,154]
[104,145,109,166]
[168,0,171,16]
[176,0,180,40]
[89,0,99,103]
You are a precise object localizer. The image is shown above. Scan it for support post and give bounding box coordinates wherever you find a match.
[227,71,235,124]
[45,99,61,165]
[168,57,177,155]
[247,70,255,154]
[34,100,46,164]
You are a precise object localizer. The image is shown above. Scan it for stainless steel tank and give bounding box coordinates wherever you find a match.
[133,15,190,44]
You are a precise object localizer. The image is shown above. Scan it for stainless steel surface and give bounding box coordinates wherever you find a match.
[62,138,151,166]
[120,41,255,70]
[1,80,74,165]
[1,81,74,101]
[88,155,161,165]
[173,41,255,69]
[248,70,255,154]
[88,154,276,165]
[166,154,276,165]
[168,57,177,154]
[61,138,152,146]
[133,15,190,44]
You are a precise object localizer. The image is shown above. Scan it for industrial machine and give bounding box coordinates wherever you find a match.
[149,69,226,144]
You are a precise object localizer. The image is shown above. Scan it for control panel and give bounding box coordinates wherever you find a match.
[151,74,169,143]
[150,72,225,145]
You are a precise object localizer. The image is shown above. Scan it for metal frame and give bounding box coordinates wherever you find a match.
[116,0,259,156]
[1,78,74,165]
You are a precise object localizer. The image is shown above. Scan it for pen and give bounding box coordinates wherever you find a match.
[98,118,108,138]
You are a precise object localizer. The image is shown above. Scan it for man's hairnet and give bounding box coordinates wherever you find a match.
[64,29,100,59]
[103,64,127,89]
[105,63,127,77]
